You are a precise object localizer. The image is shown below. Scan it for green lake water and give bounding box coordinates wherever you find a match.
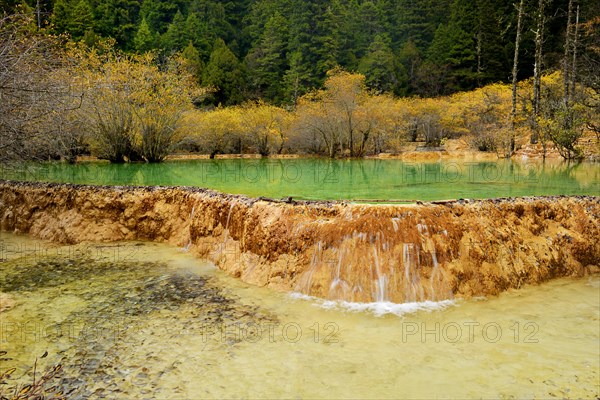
[0,233,598,399]
[1,158,598,201]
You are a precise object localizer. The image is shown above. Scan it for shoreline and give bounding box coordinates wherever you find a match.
[69,152,600,163]
[72,149,599,163]
[69,137,599,163]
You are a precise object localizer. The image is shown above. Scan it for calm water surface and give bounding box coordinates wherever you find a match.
[1,233,598,399]
[1,158,598,201]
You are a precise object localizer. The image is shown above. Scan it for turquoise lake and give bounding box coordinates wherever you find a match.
[1,158,598,201]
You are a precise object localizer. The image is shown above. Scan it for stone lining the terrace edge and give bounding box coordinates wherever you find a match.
[1,180,598,303]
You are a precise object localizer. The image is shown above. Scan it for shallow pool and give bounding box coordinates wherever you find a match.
[1,232,598,399]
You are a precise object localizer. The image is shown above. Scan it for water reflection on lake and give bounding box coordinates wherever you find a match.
[1,158,598,201]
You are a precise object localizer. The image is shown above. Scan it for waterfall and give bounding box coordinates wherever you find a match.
[221,201,236,253]
[295,241,322,295]
[391,218,400,232]
[329,247,351,300]
[430,247,439,289]
[372,245,388,302]
[224,202,235,232]
[182,206,196,252]
[403,243,425,302]
[403,243,413,300]
[3,181,596,305]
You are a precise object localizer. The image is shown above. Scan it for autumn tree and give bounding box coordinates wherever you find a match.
[361,94,406,154]
[453,84,512,154]
[74,42,202,162]
[179,107,245,157]
[537,72,585,160]
[239,103,289,156]
[294,69,376,157]
[412,100,447,147]
[0,12,85,163]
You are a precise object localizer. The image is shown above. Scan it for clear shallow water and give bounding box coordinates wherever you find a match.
[1,232,598,399]
[1,158,598,201]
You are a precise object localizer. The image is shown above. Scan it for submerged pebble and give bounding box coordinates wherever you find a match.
[0,250,277,398]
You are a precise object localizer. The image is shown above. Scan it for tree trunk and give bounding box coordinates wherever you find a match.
[36,0,41,29]
[359,129,370,157]
[476,30,483,86]
[570,4,580,99]
[347,111,354,157]
[531,0,546,144]
[511,0,525,153]
[563,0,573,107]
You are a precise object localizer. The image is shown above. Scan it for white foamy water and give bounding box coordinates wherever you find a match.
[289,292,456,317]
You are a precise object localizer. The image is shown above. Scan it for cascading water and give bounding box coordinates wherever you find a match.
[402,243,424,302]
[429,246,440,295]
[182,206,195,252]
[329,247,350,300]
[372,244,388,303]
[1,181,597,305]
[214,201,237,259]
[295,240,323,295]
[296,222,451,305]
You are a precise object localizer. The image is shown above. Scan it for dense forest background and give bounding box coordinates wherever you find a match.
[1,0,599,163]
[2,0,598,106]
